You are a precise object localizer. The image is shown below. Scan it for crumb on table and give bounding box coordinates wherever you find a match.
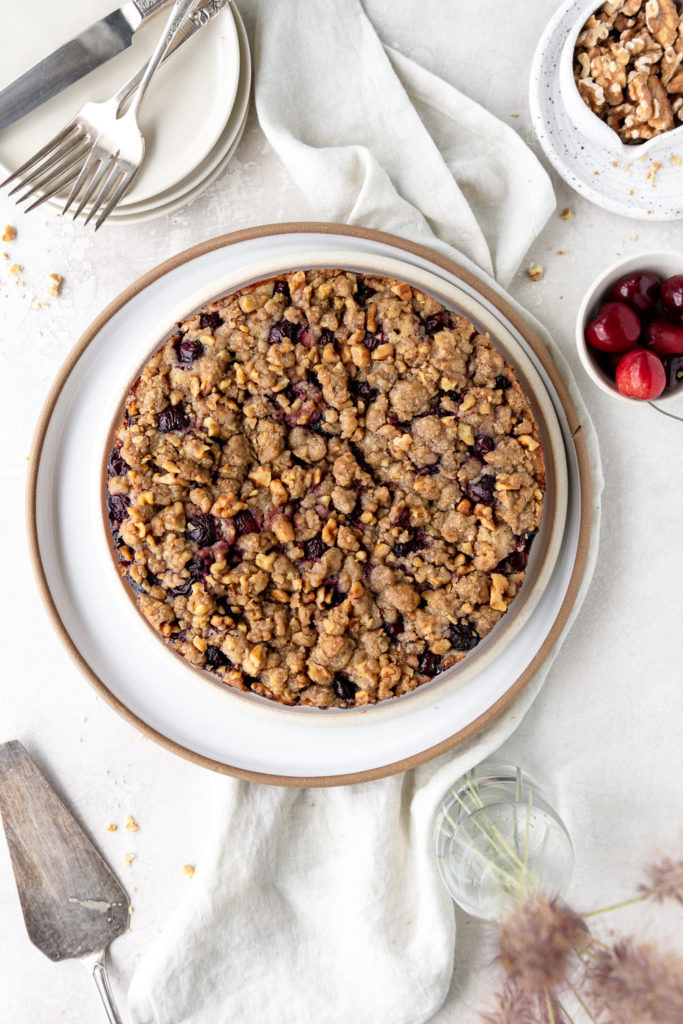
[560,208,573,220]
[47,273,62,298]
[125,815,139,833]
[124,853,135,868]
[9,263,21,276]
[183,864,196,879]
[527,264,543,282]
[107,823,117,832]
[2,225,15,242]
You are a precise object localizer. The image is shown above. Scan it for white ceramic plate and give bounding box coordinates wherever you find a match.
[31,229,587,782]
[529,0,683,221]
[104,4,251,223]
[0,0,239,207]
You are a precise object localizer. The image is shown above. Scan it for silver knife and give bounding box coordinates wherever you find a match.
[0,0,174,133]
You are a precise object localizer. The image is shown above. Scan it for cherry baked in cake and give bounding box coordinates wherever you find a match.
[106,270,545,708]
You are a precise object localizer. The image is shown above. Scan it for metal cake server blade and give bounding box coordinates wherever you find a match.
[0,741,129,1022]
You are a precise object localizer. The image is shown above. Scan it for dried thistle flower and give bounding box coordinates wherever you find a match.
[585,939,683,1024]
[498,894,583,996]
[482,979,566,1024]
[639,853,683,907]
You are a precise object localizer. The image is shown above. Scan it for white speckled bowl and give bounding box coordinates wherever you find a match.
[529,0,683,220]
[559,0,683,159]
[576,250,683,403]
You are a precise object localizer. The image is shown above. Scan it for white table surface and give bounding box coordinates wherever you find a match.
[1,2,682,1021]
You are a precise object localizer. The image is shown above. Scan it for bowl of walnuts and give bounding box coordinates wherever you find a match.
[560,0,683,156]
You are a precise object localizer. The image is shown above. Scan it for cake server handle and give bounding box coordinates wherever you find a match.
[82,950,125,1024]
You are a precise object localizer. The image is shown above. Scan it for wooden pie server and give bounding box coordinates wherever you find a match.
[0,741,129,1022]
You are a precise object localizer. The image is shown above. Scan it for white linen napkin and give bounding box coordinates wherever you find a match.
[253,0,555,287]
[129,4,600,1022]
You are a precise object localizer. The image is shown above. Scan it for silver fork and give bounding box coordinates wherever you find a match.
[3,0,196,229]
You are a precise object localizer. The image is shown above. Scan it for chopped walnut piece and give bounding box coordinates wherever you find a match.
[560,207,574,219]
[47,273,62,298]
[2,225,15,242]
[645,0,679,47]
[527,265,543,282]
[183,864,196,879]
[668,65,683,90]
[125,815,139,833]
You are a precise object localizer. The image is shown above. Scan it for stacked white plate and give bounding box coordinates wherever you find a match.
[0,0,251,224]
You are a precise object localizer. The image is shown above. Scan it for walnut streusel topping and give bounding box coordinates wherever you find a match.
[106,270,545,708]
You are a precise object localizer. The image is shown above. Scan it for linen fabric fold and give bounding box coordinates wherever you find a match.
[128,3,599,1023]
[253,0,555,286]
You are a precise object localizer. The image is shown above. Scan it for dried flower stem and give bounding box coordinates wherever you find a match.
[556,999,575,1024]
[446,779,538,890]
[565,979,598,1024]
[580,892,647,917]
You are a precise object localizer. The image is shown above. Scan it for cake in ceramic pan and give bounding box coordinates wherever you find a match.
[105,270,545,708]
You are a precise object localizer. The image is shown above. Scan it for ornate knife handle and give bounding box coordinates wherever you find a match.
[186,0,231,26]
[114,0,232,108]
[132,0,175,17]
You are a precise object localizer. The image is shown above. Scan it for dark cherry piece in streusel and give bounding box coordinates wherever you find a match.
[106,270,545,708]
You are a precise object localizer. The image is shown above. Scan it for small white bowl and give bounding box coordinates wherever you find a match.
[560,0,683,159]
[576,250,683,404]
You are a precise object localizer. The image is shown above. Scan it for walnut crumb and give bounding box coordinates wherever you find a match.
[183,864,196,879]
[560,208,573,220]
[9,263,21,276]
[123,853,135,868]
[527,264,543,282]
[670,154,682,165]
[2,225,15,242]
[47,273,62,298]
[106,823,117,832]
[125,815,139,833]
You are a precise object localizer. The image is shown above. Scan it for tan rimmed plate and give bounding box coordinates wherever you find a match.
[27,224,592,786]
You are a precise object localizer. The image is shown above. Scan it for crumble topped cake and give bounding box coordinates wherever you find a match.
[106,270,545,708]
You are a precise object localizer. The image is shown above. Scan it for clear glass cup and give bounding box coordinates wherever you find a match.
[433,760,574,920]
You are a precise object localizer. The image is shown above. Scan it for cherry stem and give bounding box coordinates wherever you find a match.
[648,401,683,423]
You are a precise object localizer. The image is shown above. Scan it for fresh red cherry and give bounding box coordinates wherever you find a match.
[610,270,660,312]
[598,351,623,376]
[644,317,683,356]
[663,354,683,392]
[661,275,683,323]
[585,301,641,353]
[615,348,665,400]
